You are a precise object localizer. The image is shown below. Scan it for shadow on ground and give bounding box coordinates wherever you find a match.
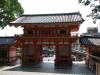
[3,61,94,75]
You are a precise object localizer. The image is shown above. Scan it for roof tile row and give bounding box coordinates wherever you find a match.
[10,12,84,24]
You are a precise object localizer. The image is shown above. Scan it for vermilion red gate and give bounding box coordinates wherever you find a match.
[10,12,84,68]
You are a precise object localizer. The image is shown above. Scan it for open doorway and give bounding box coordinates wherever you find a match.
[41,45,56,69]
[42,45,55,62]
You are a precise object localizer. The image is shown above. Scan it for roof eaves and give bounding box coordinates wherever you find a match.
[9,21,83,26]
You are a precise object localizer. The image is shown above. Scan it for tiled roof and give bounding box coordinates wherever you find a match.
[79,36,100,46]
[0,37,15,45]
[10,12,84,25]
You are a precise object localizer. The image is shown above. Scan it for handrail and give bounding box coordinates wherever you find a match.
[73,50,100,61]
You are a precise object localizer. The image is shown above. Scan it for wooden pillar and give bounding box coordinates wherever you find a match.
[21,43,27,66]
[35,45,43,63]
[68,44,72,66]
[55,45,58,65]
[55,44,72,68]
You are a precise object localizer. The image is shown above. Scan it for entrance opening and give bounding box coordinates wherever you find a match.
[42,46,55,57]
[42,46,55,68]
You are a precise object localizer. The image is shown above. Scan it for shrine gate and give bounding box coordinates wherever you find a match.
[10,12,84,68]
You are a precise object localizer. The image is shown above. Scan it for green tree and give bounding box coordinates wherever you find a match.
[78,0,100,23]
[0,0,24,28]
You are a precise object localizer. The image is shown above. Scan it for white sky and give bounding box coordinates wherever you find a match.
[0,0,99,36]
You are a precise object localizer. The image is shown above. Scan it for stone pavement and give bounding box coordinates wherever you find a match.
[0,61,94,75]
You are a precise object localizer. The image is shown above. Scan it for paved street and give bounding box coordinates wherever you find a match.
[0,57,94,75]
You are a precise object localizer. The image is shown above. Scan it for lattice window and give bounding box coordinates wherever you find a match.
[27,30,33,34]
[57,29,69,36]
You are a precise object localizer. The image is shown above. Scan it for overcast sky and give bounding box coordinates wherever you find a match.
[19,0,79,14]
[0,0,99,36]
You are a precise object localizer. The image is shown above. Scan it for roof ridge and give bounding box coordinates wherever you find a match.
[81,36,100,38]
[21,12,81,17]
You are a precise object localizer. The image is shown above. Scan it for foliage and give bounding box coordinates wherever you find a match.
[78,0,100,23]
[0,0,24,28]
